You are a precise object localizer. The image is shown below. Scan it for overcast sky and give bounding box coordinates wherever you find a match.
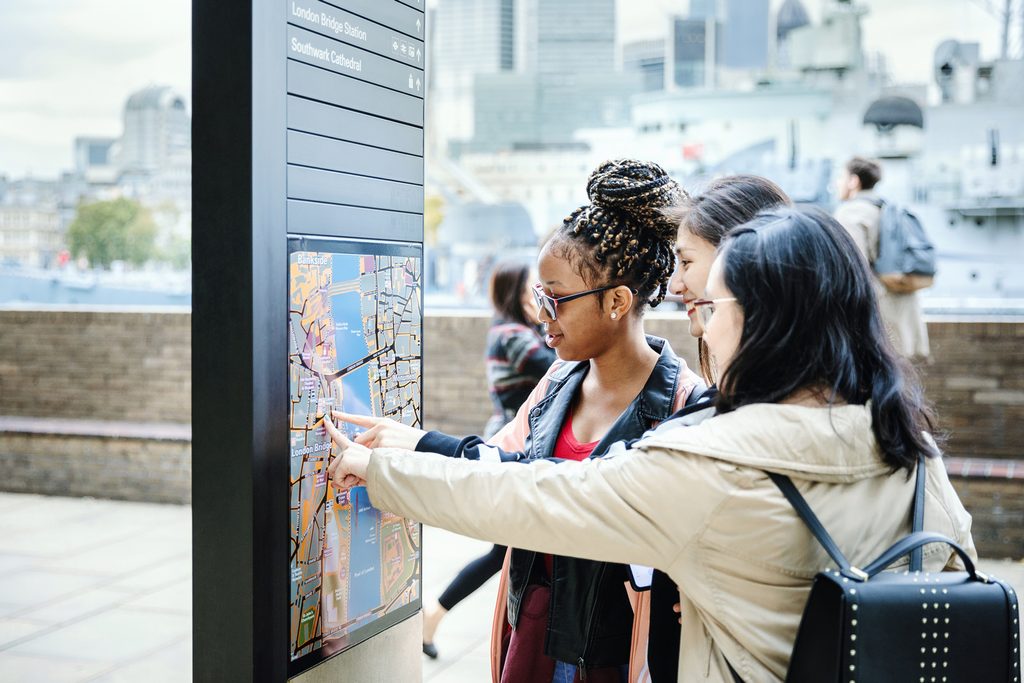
[0,0,191,180]
[0,0,1003,179]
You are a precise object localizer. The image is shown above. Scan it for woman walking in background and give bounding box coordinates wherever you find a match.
[422,259,556,659]
[481,261,558,440]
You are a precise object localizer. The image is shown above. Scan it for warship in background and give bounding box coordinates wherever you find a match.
[617,0,1024,314]
[424,0,1023,314]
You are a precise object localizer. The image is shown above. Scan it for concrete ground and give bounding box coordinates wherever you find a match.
[0,492,1020,682]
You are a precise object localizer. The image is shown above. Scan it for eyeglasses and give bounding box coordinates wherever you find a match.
[532,282,622,321]
[691,297,737,327]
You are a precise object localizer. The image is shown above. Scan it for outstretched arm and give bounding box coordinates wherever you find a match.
[334,410,529,462]
[326,417,729,571]
[365,447,723,570]
[336,361,558,463]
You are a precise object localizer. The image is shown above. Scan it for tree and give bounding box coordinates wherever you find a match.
[67,198,157,268]
[161,234,192,270]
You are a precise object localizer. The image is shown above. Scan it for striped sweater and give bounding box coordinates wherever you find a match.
[485,319,557,423]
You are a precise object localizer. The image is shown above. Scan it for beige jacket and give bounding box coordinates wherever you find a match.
[366,403,975,682]
[834,195,931,360]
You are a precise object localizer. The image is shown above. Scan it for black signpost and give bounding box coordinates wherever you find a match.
[193,0,426,680]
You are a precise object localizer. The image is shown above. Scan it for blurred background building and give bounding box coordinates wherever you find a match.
[1,0,1023,311]
[0,84,192,305]
[421,0,1024,311]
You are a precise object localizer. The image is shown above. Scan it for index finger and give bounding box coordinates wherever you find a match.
[323,414,352,450]
[332,411,384,429]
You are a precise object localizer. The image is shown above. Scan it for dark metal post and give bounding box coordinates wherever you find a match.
[193,0,425,680]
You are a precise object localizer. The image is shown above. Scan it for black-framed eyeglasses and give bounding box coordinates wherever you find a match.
[532,282,622,321]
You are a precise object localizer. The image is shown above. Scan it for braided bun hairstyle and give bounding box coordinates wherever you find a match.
[554,159,686,311]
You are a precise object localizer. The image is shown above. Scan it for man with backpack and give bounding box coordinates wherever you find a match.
[835,156,933,360]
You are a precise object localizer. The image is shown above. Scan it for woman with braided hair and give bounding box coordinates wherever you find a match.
[329,159,703,682]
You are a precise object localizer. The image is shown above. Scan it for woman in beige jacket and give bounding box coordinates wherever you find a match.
[326,207,974,682]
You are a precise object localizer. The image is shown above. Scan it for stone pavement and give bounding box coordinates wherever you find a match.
[0,493,191,682]
[0,492,1020,682]
[0,492,499,683]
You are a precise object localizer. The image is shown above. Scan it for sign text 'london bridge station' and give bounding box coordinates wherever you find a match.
[289,0,424,96]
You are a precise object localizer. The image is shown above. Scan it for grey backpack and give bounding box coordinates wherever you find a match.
[868,198,936,293]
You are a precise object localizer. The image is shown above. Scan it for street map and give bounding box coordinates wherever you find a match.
[288,245,422,661]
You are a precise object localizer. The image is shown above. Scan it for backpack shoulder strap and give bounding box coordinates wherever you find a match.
[857,196,885,209]
[771,457,927,577]
[683,381,711,408]
[910,456,927,571]
[768,473,862,579]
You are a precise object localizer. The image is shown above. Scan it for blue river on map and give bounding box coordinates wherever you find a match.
[326,254,382,625]
[329,254,373,416]
[347,486,382,622]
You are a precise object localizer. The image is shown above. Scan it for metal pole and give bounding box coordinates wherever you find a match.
[1000,0,1011,58]
[1019,0,1024,58]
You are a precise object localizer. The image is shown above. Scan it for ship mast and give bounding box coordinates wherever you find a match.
[1001,0,1011,58]
[973,0,1020,59]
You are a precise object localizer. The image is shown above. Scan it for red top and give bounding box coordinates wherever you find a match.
[543,410,600,577]
[554,409,601,462]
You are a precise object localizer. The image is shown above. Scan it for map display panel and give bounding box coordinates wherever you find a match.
[288,238,422,663]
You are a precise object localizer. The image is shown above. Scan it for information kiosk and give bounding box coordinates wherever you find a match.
[193,1,426,680]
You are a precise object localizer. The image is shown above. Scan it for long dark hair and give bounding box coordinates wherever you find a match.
[663,175,792,382]
[489,260,533,328]
[552,159,686,314]
[715,206,937,472]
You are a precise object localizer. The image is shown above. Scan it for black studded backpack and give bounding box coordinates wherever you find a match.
[767,457,1020,683]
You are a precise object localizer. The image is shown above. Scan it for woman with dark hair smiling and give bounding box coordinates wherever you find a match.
[326,206,974,682]
[643,175,791,680]
[665,175,791,383]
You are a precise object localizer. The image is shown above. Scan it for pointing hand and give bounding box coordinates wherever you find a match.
[332,411,426,450]
[324,414,371,489]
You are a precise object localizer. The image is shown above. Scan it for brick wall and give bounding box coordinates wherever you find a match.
[920,319,1024,461]
[10,308,1014,455]
[944,475,1024,559]
[1,309,1021,556]
[0,430,190,504]
[0,309,191,423]
[0,308,191,503]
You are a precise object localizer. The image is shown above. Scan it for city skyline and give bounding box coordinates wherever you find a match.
[0,0,1003,178]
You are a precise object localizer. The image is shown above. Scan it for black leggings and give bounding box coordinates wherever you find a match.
[437,544,507,611]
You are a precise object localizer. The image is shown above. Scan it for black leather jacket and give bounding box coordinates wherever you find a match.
[417,336,698,669]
